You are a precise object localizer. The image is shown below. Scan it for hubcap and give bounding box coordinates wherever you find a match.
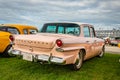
[76,53,82,68]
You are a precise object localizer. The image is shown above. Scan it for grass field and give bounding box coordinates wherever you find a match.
[0,53,120,80]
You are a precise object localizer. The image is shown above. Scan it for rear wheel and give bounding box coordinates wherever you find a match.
[3,45,12,57]
[72,50,84,70]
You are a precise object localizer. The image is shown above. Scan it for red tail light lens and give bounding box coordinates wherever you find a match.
[9,35,14,42]
[56,39,63,47]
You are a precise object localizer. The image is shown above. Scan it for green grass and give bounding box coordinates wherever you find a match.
[0,53,120,80]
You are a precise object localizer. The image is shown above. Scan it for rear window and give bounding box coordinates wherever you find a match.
[41,23,80,36]
[7,28,19,34]
[0,26,20,34]
[0,27,7,31]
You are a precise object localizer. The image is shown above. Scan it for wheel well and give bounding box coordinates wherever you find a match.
[102,45,105,52]
[4,45,12,53]
[79,49,86,57]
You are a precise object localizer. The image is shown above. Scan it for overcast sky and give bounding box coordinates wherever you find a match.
[0,0,120,30]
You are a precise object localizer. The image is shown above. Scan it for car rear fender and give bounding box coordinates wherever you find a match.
[56,46,85,52]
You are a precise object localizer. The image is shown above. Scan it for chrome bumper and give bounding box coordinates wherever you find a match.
[11,50,65,64]
[10,42,14,45]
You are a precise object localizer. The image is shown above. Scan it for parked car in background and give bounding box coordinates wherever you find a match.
[11,22,105,70]
[0,31,14,56]
[0,24,38,34]
[0,24,38,56]
[110,37,120,46]
[118,43,120,48]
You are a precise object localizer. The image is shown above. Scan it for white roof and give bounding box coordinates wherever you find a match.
[45,21,92,25]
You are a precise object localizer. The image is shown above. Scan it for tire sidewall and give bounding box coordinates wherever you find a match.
[73,50,84,70]
[99,46,105,57]
[3,45,12,57]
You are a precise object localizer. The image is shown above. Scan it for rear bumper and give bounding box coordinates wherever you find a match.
[10,42,14,45]
[11,50,66,64]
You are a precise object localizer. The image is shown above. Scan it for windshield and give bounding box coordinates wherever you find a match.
[41,23,80,36]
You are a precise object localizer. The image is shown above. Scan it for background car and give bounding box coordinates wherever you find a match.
[0,31,14,56]
[0,24,38,34]
[110,37,120,46]
[118,43,120,48]
[0,24,38,56]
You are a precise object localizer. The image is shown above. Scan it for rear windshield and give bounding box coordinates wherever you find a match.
[0,27,7,31]
[0,26,20,34]
[41,23,80,36]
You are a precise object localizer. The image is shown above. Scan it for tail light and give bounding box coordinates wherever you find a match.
[56,39,63,47]
[9,35,14,42]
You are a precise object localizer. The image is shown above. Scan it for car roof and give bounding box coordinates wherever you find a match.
[44,22,93,27]
[0,24,37,29]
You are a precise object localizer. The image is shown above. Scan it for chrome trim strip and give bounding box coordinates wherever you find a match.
[56,46,85,52]
[37,54,49,61]
[51,57,64,63]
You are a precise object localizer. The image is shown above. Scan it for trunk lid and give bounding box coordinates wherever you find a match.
[14,33,76,49]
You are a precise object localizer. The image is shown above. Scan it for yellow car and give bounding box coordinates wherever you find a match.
[0,31,14,56]
[118,43,120,48]
[0,24,38,34]
[0,24,38,56]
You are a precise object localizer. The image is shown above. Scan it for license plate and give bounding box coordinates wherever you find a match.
[23,53,33,61]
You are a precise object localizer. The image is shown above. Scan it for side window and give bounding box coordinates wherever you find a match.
[7,28,20,34]
[58,26,64,34]
[46,26,56,33]
[90,27,95,37]
[23,29,28,34]
[83,26,90,37]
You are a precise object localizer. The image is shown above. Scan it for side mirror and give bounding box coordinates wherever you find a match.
[118,43,120,48]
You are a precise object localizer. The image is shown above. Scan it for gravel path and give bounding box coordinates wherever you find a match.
[105,46,120,54]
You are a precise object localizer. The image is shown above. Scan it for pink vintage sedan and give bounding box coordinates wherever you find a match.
[11,22,105,70]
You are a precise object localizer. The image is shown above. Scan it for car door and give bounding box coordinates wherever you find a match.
[83,26,96,58]
[89,27,99,54]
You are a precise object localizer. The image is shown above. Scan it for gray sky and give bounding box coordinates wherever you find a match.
[0,0,120,30]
